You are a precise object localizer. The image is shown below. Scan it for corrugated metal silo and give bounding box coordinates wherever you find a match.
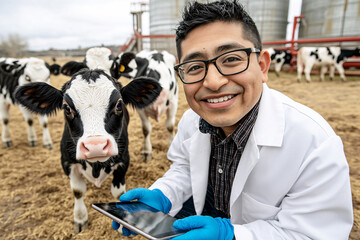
[148,0,217,56]
[149,0,184,55]
[241,0,289,42]
[299,0,360,41]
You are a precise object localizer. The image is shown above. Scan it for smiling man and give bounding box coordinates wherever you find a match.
[113,1,353,239]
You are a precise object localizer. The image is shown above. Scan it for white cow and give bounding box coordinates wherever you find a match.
[0,57,53,149]
[297,46,360,82]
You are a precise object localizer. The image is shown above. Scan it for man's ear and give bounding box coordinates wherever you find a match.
[121,77,162,109]
[259,50,271,83]
[14,82,63,115]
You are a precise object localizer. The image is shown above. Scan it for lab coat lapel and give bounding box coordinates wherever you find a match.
[230,84,285,209]
[230,132,260,208]
[189,131,211,215]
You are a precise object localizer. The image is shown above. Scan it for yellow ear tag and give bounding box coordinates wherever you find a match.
[120,65,125,72]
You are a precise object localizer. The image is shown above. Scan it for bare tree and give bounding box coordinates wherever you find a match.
[0,33,29,57]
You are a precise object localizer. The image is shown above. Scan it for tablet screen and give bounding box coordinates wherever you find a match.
[92,202,186,240]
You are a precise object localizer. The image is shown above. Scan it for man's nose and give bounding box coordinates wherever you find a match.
[202,63,228,91]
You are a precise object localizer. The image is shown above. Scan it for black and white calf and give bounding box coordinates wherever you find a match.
[45,57,61,76]
[0,57,53,149]
[48,63,61,75]
[61,47,120,78]
[118,50,178,162]
[14,69,161,233]
[297,46,360,82]
[265,48,292,76]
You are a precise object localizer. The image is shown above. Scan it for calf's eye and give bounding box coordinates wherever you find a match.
[25,75,31,81]
[62,102,73,119]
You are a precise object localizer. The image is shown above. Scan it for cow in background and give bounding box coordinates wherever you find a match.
[0,57,53,149]
[265,48,292,77]
[48,63,61,75]
[46,57,61,76]
[118,50,178,162]
[14,69,162,233]
[297,46,360,82]
[61,47,120,78]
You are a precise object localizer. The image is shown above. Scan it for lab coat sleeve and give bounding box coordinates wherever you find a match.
[233,135,353,240]
[149,110,195,216]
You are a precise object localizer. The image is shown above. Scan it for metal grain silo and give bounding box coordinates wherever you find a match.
[148,0,217,55]
[299,0,360,39]
[149,0,184,55]
[241,0,289,42]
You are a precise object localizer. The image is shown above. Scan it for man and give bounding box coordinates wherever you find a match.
[113,1,353,239]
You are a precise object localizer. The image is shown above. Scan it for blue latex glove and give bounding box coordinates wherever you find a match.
[119,188,172,213]
[172,215,234,240]
[112,188,172,235]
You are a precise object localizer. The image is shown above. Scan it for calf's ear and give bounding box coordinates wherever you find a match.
[60,61,88,76]
[121,76,162,109]
[14,82,63,115]
[356,47,360,56]
[110,57,121,79]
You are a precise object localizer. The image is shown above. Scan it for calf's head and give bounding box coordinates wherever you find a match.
[19,58,50,86]
[117,52,144,79]
[14,69,161,162]
[85,47,115,75]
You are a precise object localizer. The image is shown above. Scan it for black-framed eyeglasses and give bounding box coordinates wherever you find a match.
[174,48,260,84]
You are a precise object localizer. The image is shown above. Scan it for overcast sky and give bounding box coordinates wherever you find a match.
[0,0,301,51]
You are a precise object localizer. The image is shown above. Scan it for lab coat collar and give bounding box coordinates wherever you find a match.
[254,83,285,147]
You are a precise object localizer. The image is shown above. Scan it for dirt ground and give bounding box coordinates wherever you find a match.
[0,57,359,240]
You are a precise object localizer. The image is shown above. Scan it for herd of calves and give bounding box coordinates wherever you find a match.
[0,45,358,233]
[267,46,360,82]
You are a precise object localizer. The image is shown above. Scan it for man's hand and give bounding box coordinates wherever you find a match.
[172,215,234,240]
[112,188,172,235]
[119,188,172,213]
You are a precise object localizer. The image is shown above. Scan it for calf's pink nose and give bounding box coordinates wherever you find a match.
[79,136,113,159]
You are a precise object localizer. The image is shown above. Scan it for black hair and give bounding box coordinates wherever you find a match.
[175,0,262,60]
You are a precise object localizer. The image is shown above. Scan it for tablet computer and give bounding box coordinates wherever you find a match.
[92,201,187,240]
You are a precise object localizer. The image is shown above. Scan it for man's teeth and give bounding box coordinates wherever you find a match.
[206,95,235,103]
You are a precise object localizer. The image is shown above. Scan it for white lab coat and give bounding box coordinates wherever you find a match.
[150,84,353,240]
